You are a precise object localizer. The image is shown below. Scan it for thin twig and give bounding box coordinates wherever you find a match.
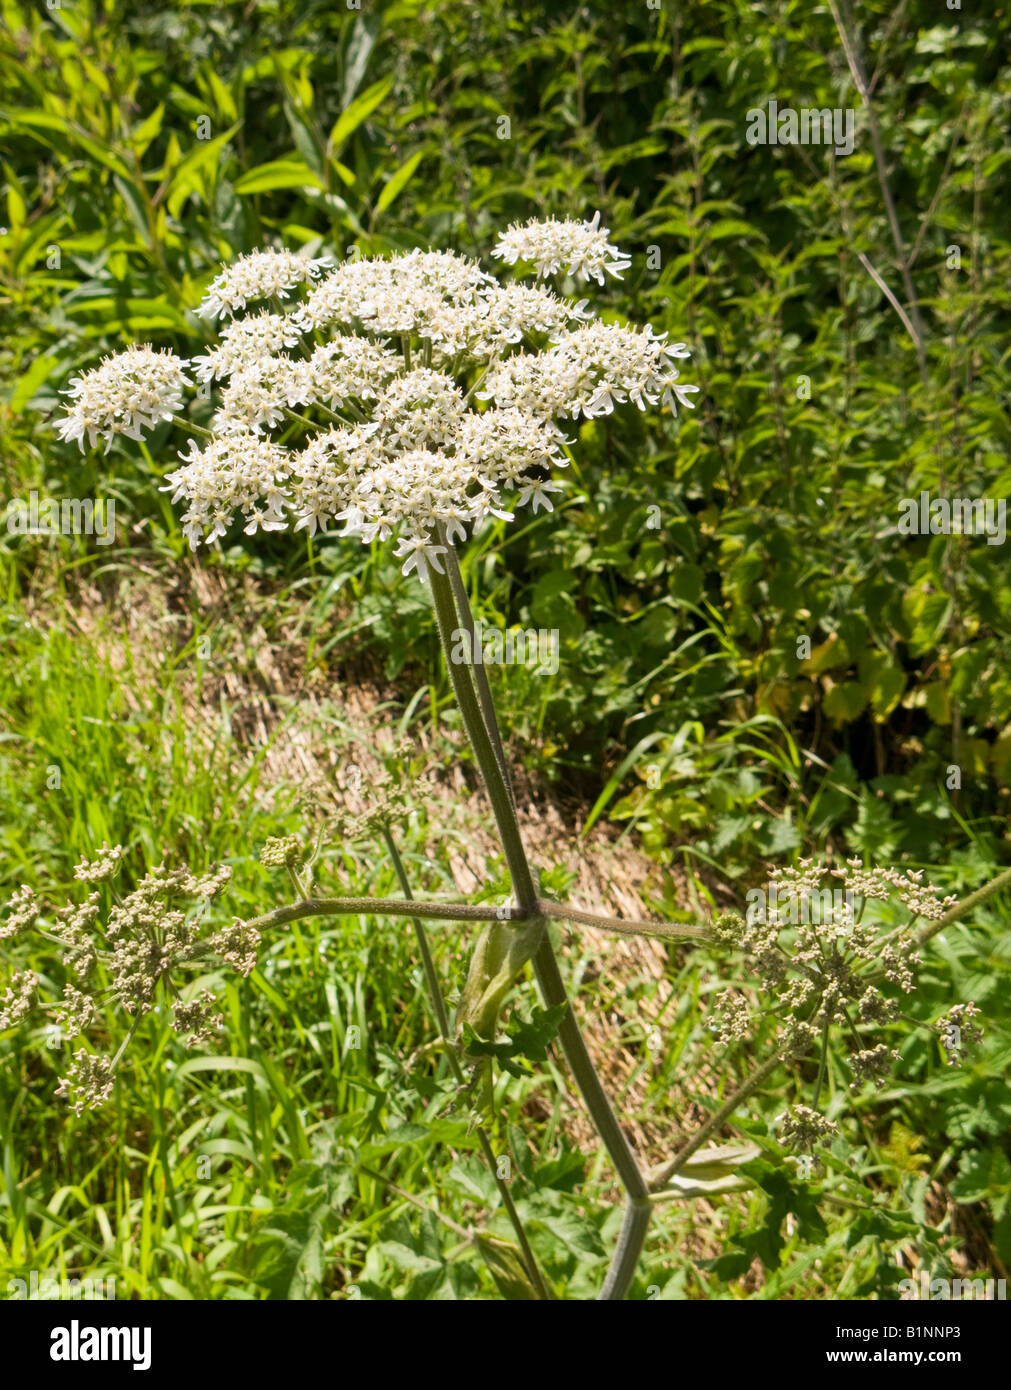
[829,0,928,382]
[857,251,923,356]
[381,826,552,1300]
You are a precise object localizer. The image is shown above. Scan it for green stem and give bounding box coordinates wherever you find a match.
[170,415,213,439]
[544,899,709,942]
[649,1049,789,1191]
[915,863,1011,948]
[428,564,537,908]
[599,1200,653,1302]
[381,827,552,1300]
[811,1016,830,1109]
[440,536,516,809]
[244,896,528,931]
[283,408,324,433]
[427,560,651,1301]
[198,890,710,944]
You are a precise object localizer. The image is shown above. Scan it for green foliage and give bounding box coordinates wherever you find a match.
[1,0,1009,1302]
[461,1003,567,1078]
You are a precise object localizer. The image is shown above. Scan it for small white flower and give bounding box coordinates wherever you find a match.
[197,250,333,320]
[393,534,448,581]
[492,211,633,285]
[516,478,564,514]
[55,346,190,453]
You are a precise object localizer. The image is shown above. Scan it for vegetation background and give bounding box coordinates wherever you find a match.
[0,0,1009,1299]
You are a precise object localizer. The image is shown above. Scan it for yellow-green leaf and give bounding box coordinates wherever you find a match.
[234,158,325,195]
[328,77,392,154]
[375,150,425,215]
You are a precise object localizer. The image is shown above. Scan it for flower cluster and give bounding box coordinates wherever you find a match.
[55,346,190,454]
[0,851,260,1114]
[73,842,126,883]
[0,884,39,940]
[55,220,697,581]
[708,860,973,1139]
[196,248,333,320]
[491,210,633,284]
[0,970,37,1029]
[778,1105,837,1152]
[330,763,436,843]
[936,1001,983,1065]
[259,835,308,870]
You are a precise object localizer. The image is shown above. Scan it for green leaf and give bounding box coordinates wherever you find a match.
[375,150,426,215]
[8,354,61,411]
[329,76,392,154]
[131,103,165,157]
[823,681,866,723]
[4,165,26,230]
[234,158,325,195]
[165,123,241,218]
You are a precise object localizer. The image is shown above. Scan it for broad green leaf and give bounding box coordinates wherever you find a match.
[8,354,61,411]
[166,123,241,218]
[375,150,425,214]
[130,103,165,157]
[328,76,392,154]
[234,158,325,195]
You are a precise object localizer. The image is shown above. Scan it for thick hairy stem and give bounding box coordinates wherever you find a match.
[428,555,652,1301]
[440,535,516,810]
[428,562,538,908]
[227,892,711,941]
[543,899,709,942]
[598,1200,653,1302]
[241,896,526,932]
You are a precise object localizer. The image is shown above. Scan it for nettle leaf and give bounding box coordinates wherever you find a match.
[446,1156,499,1205]
[360,1121,434,1160]
[945,1079,1011,1140]
[950,1146,1011,1207]
[528,1145,587,1193]
[505,1003,568,1058]
[705,1162,828,1278]
[462,1004,567,1077]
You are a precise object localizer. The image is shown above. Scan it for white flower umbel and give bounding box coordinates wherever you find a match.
[197,249,333,320]
[191,310,305,382]
[492,210,633,284]
[162,435,291,546]
[56,217,697,580]
[55,346,191,453]
[479,321,698,420]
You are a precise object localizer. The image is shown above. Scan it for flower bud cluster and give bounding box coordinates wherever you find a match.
[707,860,976,1147]
[0,849,258,1114]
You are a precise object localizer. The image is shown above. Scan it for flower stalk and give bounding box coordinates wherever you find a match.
[427,550,654,1300]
